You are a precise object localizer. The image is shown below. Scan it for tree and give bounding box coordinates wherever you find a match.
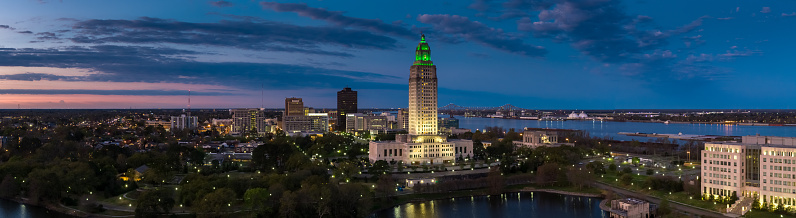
[619,174,633,186]
[279,191,298,218]
[369,160,390,179]
[194,188,236,215]
[487,168,504,195]
[375,174,395,200]
[0,175,20,199]
[585,161,606,175]
[621,166,632,175]
[567,167,594,190]
[608,163,617,172]
[658,198,672,216]
[646,169,654,175]
[536,163,560,186]
[244,188,270,215]
[135,189,175,217]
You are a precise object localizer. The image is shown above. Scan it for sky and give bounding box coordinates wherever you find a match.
[0,0,795,109]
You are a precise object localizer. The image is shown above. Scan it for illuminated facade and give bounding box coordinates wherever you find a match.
[408,34,438,135]
[369,34,473,165]
[701,136,796,215]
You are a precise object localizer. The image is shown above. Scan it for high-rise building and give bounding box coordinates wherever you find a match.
[284,97,304,117]
[397,108,409,130]
[369,34,473,165]
[408,34,438,135]
[337,87,357,131]
[231,108,272,135]
[170,114,198,130]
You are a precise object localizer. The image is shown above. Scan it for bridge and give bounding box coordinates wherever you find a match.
[439,103,530,111]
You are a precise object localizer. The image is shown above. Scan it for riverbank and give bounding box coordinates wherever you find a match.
[518,187,601,198]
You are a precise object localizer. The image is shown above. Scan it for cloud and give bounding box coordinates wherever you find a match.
[681,35,705,48]
[210,1,234,7]
[17,31,33,34]
[0,45,404,92]
[517,0,706,63]
[468,52,490,58]
[783,12,796,17]
[68,17,400,57]
[0,89,233,96]
[0,72,82,81]
[260,2,415,39]
[761,7,771,14]
[469,0,494,11]
[417,14,547,57]
[0,25,10,29]
[498,0,722,81]
[717,17,733,20]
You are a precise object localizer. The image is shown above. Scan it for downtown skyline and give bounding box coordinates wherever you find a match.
[1,0,796,109]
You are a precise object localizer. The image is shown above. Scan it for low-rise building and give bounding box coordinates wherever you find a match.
[609,198,652,218]
[145,120,171,131]
[345,113,388,134]
[513,130,572,148]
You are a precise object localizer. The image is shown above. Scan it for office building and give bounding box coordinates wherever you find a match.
[337,87,357,131]
[701,135,796,215]
[170,114,198,130]
[369,34,473,165]
[284,97,304,116]
[283,113,329,133]
[345,113,388,134]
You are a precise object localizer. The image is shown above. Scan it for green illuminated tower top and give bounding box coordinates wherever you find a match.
[414,34,433,66]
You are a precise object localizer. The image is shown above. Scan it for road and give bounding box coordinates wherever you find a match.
[593,182,731,218]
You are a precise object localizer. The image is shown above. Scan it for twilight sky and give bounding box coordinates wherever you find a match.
[1,0,795,109]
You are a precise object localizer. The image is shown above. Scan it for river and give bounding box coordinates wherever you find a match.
[457,116,796,141]
[373,191,605,218]
[0,199,75,218]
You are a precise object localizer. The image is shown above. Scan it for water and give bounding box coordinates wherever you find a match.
[0,199,76,218]
[457,116,796,141]
[374,191,605,218]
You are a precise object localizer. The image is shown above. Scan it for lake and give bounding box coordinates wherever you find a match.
[0,199,75,218]
[457,116,796,141]
[373,191,606,218]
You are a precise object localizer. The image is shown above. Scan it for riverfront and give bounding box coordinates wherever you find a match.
[456,116,796,141]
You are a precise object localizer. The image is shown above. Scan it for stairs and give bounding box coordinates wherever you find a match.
[727,196,753,215]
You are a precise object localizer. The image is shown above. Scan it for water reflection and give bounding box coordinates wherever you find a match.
[376,192,606,218]
[0,199,76,218]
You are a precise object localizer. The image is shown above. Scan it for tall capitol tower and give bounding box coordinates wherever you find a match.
[408,34,438,136]
[368,34,473,165]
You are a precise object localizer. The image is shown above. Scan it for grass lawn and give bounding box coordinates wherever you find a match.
[744,210,793,218]
[598,172,722,212]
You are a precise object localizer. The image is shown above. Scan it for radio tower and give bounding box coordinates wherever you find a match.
[187,89,191,117]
